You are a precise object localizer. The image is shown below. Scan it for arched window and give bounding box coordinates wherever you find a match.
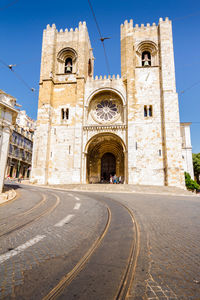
[142,51,151,67]
[57,47,77,74]
[136,41,158,67]
[65,58,72,74]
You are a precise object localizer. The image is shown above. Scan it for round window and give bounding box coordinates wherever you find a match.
[94,100,119,123]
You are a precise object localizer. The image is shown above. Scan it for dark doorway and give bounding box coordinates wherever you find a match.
[101,153,116,182]
[10,166,14,177]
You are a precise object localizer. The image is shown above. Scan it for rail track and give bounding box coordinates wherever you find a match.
[0,193,60,238]
[0,191,47,222]
[42,196,139,300]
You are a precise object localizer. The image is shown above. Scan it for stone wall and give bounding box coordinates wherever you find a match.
[31,18,189,188]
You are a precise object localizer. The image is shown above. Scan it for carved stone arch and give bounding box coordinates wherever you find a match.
[85,88,125,126]
[84,132,127,183]
[136,40,158,55]
[84,132,127,154]
[57,47,78,63]
[136,41,158,66]
[57,47,78,74]
[86,87,126,107]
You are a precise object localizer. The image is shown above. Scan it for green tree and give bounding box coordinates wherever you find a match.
[184,172,200,191]
[192,153,200,184]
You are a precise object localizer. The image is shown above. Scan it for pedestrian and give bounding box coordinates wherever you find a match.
[119,176,122,184]
[110,174,113,184]
[113,174,117,184]
[18,175,22,183]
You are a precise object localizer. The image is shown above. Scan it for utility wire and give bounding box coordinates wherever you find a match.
[174,10,200,21]
[87,0,111,74]
[0,0,19,11]
[179,80,200,95]
[0,58,35,92]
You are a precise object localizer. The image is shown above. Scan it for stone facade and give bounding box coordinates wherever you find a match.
[31,18,193,188]
[6,110,35,179]
[0,90,18,192]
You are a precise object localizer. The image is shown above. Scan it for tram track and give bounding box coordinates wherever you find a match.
[0,192,47,223]
[114,202,140,300]
[42,193,139,300]
[0,193,60,238]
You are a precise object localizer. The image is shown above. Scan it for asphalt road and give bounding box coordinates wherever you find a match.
[0,183,200,300]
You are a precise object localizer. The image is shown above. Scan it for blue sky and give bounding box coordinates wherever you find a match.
[0,0,199,152]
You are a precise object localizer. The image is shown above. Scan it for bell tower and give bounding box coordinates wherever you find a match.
[120,18,185,188]
[31,22,94,184]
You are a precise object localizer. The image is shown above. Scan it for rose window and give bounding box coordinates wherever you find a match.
[95,100,118,122]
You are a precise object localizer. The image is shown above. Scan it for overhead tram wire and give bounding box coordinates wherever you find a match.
[174,10,200,21]
[0,58,55,121]
[0,0,19,11]
[87,0,111,75]
[0,58,35,92]
[179,80,200,95]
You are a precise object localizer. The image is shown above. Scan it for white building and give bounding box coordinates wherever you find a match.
[0,90,18,192]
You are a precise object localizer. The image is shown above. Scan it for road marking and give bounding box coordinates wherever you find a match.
[74,203,81,210]
[0,235,45,264]
[54,214,74,227]
[75,196,80,201]
[68,193,73,197]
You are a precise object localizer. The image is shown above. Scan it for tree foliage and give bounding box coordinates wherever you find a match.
[192,153,200,184]
[184,172,200,191]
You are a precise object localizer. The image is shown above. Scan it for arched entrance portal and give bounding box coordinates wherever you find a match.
[101,153,116,181]
[86,133,125,183]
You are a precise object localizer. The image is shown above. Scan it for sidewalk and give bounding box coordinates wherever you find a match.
[22,180,198,197]
[0,184,16,205]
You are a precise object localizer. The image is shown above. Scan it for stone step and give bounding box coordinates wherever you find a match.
[48,184,195,196]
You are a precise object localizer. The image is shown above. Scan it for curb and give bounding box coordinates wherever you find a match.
[21,182,198,198]
[0,189,17,206]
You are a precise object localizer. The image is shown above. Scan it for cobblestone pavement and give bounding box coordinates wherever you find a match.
[1,184,200,300]
[0,184,107,299]
[106,192,200,300]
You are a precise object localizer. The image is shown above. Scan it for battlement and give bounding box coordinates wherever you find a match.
[121,17,171,36]
[93,74,121,81]
[44,21,88,35]
[43,21,91,47]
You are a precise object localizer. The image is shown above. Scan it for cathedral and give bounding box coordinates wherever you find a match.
[31,17,194,187]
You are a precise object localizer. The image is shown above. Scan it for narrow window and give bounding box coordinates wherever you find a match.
[65,58,72,73]
[149,105,153,117]
[144,106,147,117]
[66,108,69,120]
[136,142,138,150]
[61,108,69,120]
[88,59,92,76]
[159,150,162,156]
[61,108,65,120]
[69,145,71,154]
[142,51,151,66]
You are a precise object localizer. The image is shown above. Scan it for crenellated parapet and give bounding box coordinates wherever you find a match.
[93,74,121,81]
[85,75,126,107]
[121,17,170,34]
[44,21,90,43]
